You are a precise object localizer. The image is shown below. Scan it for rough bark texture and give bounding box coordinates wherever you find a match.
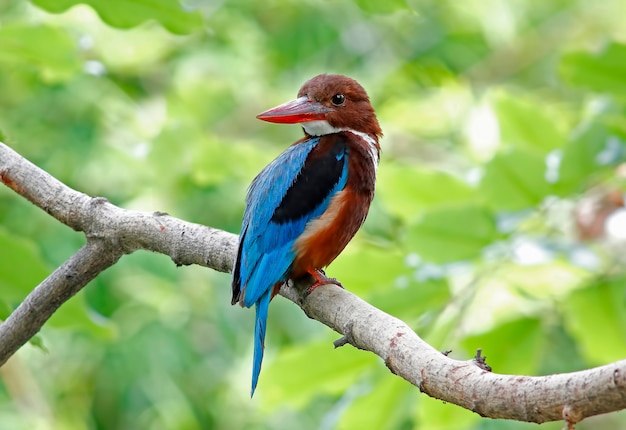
[1,141,625,426]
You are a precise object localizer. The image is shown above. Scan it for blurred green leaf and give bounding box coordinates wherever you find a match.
[378,164,476,220]
[262,340,377,409]
[28,335,47,351]
[461,318,543,375]
[191,139,269,187]
[354,0,409,13]
[0,228,50,303]
[537,324,587,375]
[493,91,567,153]
[259,5,341,70]
[561,278,626,364]
[560,43,626,94]
[361,199,402,242]
[329,245,406,296]
[339,375,413,430]
[47,292,114,337]
[407,205,498,263]
[370,278,450,322]
[0,300,11,321]
[32,0,203,35]
[415,394,482,430]
[480,148,551,210]
[556,123,616,194]
[0,24,80,82]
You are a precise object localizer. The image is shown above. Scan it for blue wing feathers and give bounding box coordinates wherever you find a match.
[242,245,293,307]
[237,138,320,305]
[244,138,320,226]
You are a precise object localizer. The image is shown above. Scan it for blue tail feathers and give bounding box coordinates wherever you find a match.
[251,291,271,397]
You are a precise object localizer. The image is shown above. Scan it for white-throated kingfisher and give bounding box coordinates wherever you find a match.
[231,74,382,396]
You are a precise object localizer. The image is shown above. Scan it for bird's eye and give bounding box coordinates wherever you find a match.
[331,93,346,106]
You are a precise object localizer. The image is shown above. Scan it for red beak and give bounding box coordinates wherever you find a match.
[257,96,333,124]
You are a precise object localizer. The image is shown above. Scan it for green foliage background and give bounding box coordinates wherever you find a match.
[1,0,626,428]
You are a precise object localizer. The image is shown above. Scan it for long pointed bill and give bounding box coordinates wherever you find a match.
[256,96,333,124]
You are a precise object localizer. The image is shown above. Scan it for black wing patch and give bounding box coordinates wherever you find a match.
[271,137,347,224]
[231,227,246,305]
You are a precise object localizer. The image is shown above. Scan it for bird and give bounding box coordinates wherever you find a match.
[231,73,382,397]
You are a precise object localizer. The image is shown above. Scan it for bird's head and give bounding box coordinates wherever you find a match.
[257,74,382,139]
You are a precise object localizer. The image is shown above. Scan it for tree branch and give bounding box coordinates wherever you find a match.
[1,142,625,426]
[283,284,626,424]
[0,241,120,365]
[0,141,236,363]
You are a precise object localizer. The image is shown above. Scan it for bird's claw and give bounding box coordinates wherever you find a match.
[305,269,344,296]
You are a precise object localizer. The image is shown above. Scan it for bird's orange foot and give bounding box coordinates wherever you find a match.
[305,269,344,295]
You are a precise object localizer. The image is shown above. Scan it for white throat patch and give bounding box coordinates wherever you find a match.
[301,120,340,137]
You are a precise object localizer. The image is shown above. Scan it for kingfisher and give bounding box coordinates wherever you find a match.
[231,74,382,396]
